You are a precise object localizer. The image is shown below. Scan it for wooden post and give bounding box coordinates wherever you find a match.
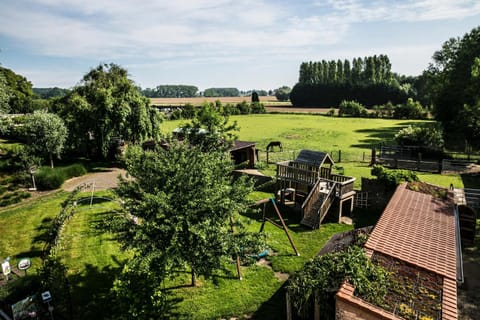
[314,291,320,320]
[371,147,376,165]
[271,199,300,256]
[286,292,292,320]
[229,216,243,280]
[338,150,342,163]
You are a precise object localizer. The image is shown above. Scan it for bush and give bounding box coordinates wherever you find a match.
[393,98,428,119]
[371,165,418,189]
[394,123,444,149]
[61,163,87,178]
[35,167,66,190]
[338,100,367,117]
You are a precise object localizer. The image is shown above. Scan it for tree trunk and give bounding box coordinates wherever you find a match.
[50,153,54,168]
[191,269,196,287]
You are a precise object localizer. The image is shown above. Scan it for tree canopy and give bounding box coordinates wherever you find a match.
[275,86,291,101]
[52,63,162,158]
[203,87,240,97]
[0,67,35,113]
[428,26,480,148]
[142,84,198,98]
[111,143,260,317]
[21,111,68,168]
[291,55,408,107]
[0,73,11,114]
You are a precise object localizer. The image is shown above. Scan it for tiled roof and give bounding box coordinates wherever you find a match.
[365,183,457,280]
[364,183,458,320]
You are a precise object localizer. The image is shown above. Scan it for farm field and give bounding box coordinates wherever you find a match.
[150,95,290,107]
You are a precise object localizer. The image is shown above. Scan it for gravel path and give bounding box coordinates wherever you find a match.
[62,168,128,191]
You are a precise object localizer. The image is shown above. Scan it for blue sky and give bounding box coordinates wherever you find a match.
[1,0,480,91]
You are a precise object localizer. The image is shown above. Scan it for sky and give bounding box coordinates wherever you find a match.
[1,0,480,91]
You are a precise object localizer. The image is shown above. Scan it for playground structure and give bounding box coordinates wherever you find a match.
[275,150,356,229]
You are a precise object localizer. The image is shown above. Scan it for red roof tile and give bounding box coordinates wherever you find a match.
[365,183,457,280]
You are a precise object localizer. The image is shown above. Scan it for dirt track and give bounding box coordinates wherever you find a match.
[62,168,127,191]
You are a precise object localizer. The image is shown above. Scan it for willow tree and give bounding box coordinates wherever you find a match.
[53,63,162,158]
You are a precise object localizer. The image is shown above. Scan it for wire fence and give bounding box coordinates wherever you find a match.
[257,149,373,164]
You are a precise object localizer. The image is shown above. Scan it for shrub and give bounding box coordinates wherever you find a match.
[60,163,87,178]
[35,167,66,190]
[371,165,418,189]
[393,98,428,119]
[338,100,367,117]
[394,123,444,149]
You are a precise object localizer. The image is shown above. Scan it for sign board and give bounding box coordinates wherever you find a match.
[2,261,11,276]
[41,291,52,303]
[18,258,31,271]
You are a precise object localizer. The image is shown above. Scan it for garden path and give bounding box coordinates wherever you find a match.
[62,167,127,191]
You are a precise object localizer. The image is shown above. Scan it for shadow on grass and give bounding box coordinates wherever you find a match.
[352,124,419,149]
[250,282,287,319]
[461,173,480,189]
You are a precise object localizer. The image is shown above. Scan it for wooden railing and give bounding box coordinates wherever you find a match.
[302,179,329,220]
[276,161,320,186]
[330,174,355,197]
[301,180,336,229]
[318,187,336,226]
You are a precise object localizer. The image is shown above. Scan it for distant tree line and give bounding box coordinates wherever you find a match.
[169,100,265,120]
[291,55,409,107]
[203,87,239,97]
[142,85,199,98]
[33,87,71,99]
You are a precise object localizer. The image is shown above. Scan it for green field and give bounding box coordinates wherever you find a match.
[163,114,465,188]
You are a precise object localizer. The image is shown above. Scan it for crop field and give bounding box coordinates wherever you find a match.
[150,95,290,106]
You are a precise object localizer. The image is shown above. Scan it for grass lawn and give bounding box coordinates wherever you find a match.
[0,191,66,273]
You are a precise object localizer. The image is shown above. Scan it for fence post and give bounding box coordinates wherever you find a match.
[266,151,269,164]
[417,152,422,171]
[370,147,376,166]
[338,150,342,163]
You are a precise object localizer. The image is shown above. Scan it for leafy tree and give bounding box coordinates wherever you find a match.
[0,67,35,113]
[394,123,444,149]
[203,87,240,97]
[429,26,480,148]
[181,102,239,151]
[53,63,161,158]
[393,98,427,119]
[33,87,70,99]
[21,111,67,168]
[251,91,259,103]
[114,143,260,288]
[0,73,11,113]
[275,86,291,101]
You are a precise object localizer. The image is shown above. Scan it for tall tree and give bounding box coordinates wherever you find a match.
[53,63,161,158]
[344,59,351,84]
[429,26,480,148]
[21,111,67,168]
